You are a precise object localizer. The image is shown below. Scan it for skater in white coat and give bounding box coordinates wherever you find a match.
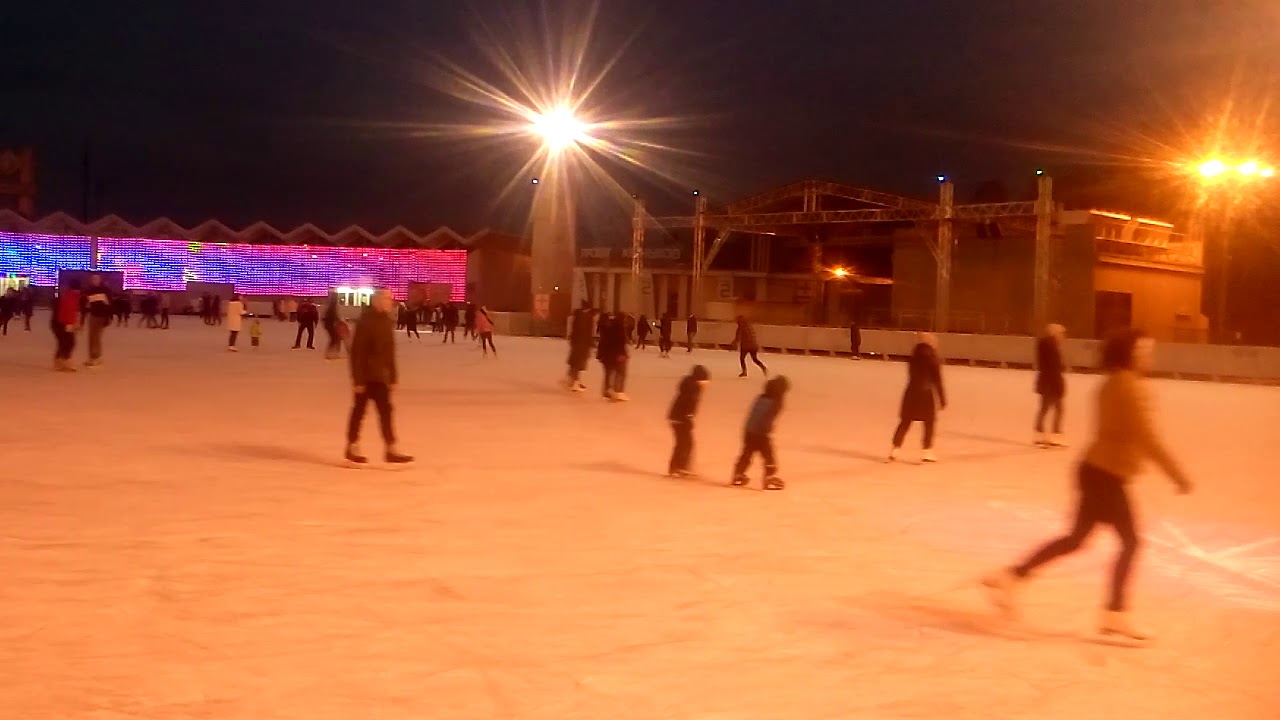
[225,294,246,351]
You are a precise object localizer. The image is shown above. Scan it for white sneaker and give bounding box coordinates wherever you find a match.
[922,449,937,463]
[1049,434,1068,447]
[981,569,1020,617]
[1099,610,1149,643]
[228,346,239,352]
[611,392,630,402]
[573,382,587,392]
[1034,431,1049,446]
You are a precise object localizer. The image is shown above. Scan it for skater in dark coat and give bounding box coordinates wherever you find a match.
[81,274,112,366]
[658,312,674,357]
[0,289,15,335]
[294,300,319,349]
[464,302,477,339]
[322,294,343,359]
[686,314,698,352]
[596,313,629,400]
[732,375,789,490]
[667,364,710,476]
[441,303,459,343]
[564,302,595,391]
[733,315,767,377]
[404,302,422,339]
[983,329,1192,643]
[850,321,862,359]
[635,314,652,350]
[622,313,637,345]
[889,333,946,462]
[51,282,81,372]
[20,288,35,331]
[1034,323,1067,446]
[597,310,610,338]
[345,289,413,466]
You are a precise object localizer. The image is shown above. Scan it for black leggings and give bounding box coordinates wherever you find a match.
[601,360,627,395]
[739,349,766,374]
[480,331,496,355]
[892,418,935,449]
[54,325,75,359]
[733,432,777,478]
[441,326,456,343]
[1014,463,1139,611]
[669,420,694,474]
[347,382,396,444]
[228,330,239,347]
[1035,394,1064,433]
[406,324,420,338]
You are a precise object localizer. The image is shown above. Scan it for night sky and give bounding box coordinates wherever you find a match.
[4,1,1277,233]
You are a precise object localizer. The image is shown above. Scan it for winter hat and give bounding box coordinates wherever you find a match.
[763,375,790,397]
[691,364,710,381]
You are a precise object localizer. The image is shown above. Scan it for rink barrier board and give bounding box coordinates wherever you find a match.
[510,312,1280,383]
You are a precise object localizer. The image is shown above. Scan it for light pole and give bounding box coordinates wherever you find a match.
[1191,157,1273,344]
[528,107,588,336]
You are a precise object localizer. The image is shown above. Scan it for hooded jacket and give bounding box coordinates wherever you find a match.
[744,375,789,435]
[668,365,710,422]
[349,306,398,386]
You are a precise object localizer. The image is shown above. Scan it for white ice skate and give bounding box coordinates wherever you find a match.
[887,447,899,463]
[1098,610,1149,645]
[610,392,630,402]
[1048,434,1068,448]
[922,449,938,463]
[981,569,1020,618]
[1034,431,1049,446]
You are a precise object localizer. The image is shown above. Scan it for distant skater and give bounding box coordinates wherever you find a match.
[344,288,414,466]
[159,294,170,329]
[850,320,862,359]
[731,375,789,490]
[441,303,459,343]
[82,274,112,367]
[405,303,421,339]
[463,302,477,339]
[250,319,263,348]
[636,314,652,350]
[563,301,594,392]
[0,289,14,335]
[686,313,698,352]
[20,288,35,331]
[983,330,1192,643]
[667,364,710,477]
[475,306,497,357]
[596,313,629,401]
[293,300,318,349]
[734,315,767,377]
[888,332,945,463]
[658,312,674,358]
[1035,323,1068,446]
[52,281,81,372]
[225,294,245,351]
[323,294,343,359]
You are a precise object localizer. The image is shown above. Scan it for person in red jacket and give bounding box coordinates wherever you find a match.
[52,281,81,372]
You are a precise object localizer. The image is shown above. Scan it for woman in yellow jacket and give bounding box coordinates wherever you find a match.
[984,329,1193,642]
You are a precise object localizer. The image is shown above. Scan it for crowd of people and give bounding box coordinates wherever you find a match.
[21,280,1191,641]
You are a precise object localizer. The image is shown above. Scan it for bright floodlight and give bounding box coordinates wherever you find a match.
[1262,167,1275,178]
[1199,159,1226,178]
[832,267,849,278]
[1239,160,1260,176]
[532,107,587,152]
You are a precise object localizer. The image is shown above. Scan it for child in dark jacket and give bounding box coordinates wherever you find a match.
[732,375,790,489]
[667,365,710,477]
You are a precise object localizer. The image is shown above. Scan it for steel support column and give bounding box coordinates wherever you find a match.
[691,195,707,317]
[1032,175,1054,333]
[630,196,646,314]
[934,181,954,332]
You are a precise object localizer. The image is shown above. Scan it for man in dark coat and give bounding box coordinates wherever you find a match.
[345,288,413,465]
[441,302,460,343]
[463,302,477,339]
[658,312,674,357]
[667,364,710,477]
[19,287,35,331]
[82,274,113,366]
[889,333,946,463]
[322,293,343,359]
[1034,323,1067,446]
[850,320,862,359]
[733,315,767,377]
[294,300,319,349]
[564,301,595,391]
[686,313,698,352]
[596,313,630,401]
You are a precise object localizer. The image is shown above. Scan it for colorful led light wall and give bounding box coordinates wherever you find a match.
[0,232,468,300]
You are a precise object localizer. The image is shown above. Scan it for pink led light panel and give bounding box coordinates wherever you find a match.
[0,232,468,301]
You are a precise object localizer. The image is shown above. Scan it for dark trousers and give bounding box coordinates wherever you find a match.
[601,360,627,395]
[54,325,75,359]
[1014,463,1139,611]
[659,335,672,354]
[733,432,777,478]
[669,420,694,474]
[0,315,9,335]
[1035,394,1064,434]
[637,333,649,349]
[88,315,108,360]
[686,332,696,352]
[480,331,496,355]
[406,324,420,338]
[851,339,861,356]
[160,310,169,328]
[228,330,239,347]
[294,323,315,348]
[739,349,767,374]
[347,382,396,445]
[892,417,935,449]
[325,326,342,356]
[441,326,456,343]
[23,312,32,330]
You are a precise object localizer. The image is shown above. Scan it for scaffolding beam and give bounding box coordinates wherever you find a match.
[630,196,645,314]
[1032,176,1053,332]
[935,182,955,332]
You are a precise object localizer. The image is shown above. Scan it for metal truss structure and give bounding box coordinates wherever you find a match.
[634,178,1056,332]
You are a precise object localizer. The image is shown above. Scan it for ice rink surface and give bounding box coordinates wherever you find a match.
[2,315,1279,720]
